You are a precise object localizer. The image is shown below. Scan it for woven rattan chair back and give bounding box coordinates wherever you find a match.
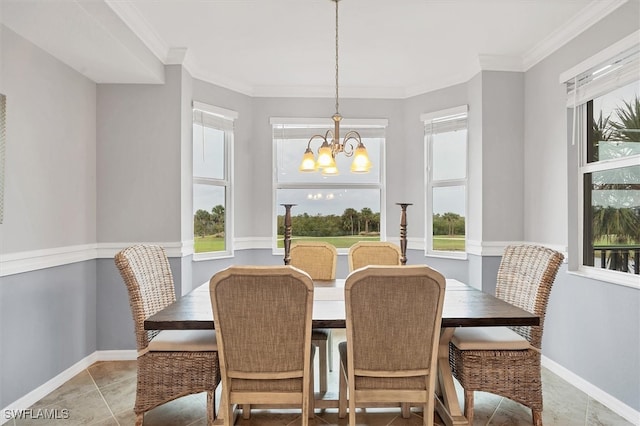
[495,244,564,349]
[210,266,315,425]
[340,265,446,426]
[348,241,402,272]
[290,242,337,280]
[115,244,176,350]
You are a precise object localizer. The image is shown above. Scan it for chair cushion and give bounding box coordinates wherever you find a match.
[451,326,530,350]
[148,329,217,352]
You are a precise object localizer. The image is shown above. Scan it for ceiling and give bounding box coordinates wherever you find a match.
[0,0,627,98]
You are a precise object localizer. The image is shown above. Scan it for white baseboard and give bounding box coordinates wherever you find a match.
[542,355,640,425]
[1,350,136,425]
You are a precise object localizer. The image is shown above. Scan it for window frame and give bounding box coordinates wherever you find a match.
[562,31,640,288]
[270,117,387,255]
[192,101,236,260]
[422,105,469,260]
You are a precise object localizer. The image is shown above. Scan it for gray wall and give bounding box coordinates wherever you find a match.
[1,0,639,415]
[0,26,97,408]
[524,0,640,412]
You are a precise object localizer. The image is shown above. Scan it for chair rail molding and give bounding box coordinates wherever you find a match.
[466,240,567,258]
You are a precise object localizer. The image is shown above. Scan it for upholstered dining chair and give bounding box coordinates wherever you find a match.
[338,265,446,426]
[348,241,402,272]
[290,241,337,394]
[115,244,221,426]
[449,244,564,426]
[209,266,315,426]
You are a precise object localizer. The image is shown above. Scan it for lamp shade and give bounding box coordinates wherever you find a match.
[322,166,339,176]
[299,148,317,172]
[350,144,372,173]
[316,142,337,169]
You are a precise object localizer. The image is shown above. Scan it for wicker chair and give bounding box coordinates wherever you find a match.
[338,265,446,426]
[209,266,315,426]
[449,244,564,426]
[115,245,221,426]
[290,241,337,394]
[348,241,402,272]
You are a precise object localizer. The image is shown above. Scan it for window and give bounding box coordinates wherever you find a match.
[562,34,639,283]
[422,106,468,257]
[272,118,386,251]
[192,102,236,257]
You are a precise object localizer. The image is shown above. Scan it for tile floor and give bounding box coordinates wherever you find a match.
[5,330,634,426]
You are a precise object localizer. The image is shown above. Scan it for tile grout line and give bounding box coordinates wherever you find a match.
[86,367,120,426]
[584,396,590,426]
[485,397,504,426]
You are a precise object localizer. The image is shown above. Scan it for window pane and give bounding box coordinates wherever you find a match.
[584,165,639,272]
[588,80,640,163]
[193,184,226,253]
[432,186,466,252]
[193,124,225,179]
[432,129,467,181]
[276,188,381,248]
[276,138,381,184]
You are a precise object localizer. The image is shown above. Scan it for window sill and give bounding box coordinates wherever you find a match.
[193,252,234,262]
[424,251,468,261]
[568,267,639,290]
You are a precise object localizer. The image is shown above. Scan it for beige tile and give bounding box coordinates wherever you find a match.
[119,392,208,426]
[88,360,137,389]
[540,368,588,426]
[37,370,97,407]
[586,398,635,426]
[14,390,113,426]
[487,397,538,426]
[99,375,137,415]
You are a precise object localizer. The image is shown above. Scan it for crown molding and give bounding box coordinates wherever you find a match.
[478,55,525,72]
[105,0,170,64]
[522,0,629,70]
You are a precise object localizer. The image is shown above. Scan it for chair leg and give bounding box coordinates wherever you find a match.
[401,402,410,418]
[207,390,215,425]
[309,358,315,419]
[328,331,334,372]
[532,409,543,426]
[463,390,474,426]
[338,362,347,419]
[242,404,251,419]
[317,340,328,393]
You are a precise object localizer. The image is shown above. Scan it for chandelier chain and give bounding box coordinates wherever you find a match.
[335,0,339,114]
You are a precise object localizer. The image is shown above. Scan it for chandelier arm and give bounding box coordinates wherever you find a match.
[340,131,362,155]
[306,134,329,150]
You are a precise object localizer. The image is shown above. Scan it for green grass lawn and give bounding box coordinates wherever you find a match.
[195,234,466,252]
[194,236,225,253]
[433,236,465,251]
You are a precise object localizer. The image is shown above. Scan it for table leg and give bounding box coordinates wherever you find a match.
[435,327,468,426]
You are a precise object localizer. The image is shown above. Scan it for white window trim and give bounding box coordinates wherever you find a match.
[422,105,469,260]
[192,102,236,260]
[562,34,640,288]
[271,117,387,255]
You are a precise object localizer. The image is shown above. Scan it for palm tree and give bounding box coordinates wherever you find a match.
[592,206,639,244]
[341,208,359,235]
[442,212,461,236]
[360,208,373,234]
[211,205,225,234]
[194,209,211,237]
[611,95,640,142]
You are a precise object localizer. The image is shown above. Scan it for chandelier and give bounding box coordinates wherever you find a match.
[298,0,372,175]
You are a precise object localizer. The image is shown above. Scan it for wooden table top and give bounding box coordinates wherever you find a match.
[145,278,538,330]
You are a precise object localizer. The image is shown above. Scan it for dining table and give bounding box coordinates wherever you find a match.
[145,277,538,426]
